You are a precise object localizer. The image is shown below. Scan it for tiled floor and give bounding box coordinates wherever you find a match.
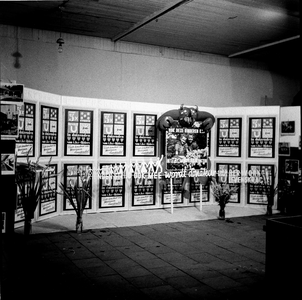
[2,207,285,299]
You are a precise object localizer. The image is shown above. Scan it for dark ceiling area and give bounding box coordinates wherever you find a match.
[0,0,300,74]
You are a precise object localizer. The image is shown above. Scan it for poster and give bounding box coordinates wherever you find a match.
[0,103,19,138]
[0,83,24,102]
[189,177,209,202]
[249,117,275,158]
[162,177,183,204]
[63,164,92,210]
[99,164,125,208]
[1,153,15,175]
[247,164,274,205]
[217,118,241,157]
[41,106,59,156]
[39,164,57,216]
[15,185,25,222]
[16,102,35,157]
[132,174,155,206]
[65,109,93,156]
[133,114,157,156]
[166,121,208,171]
[101,112,126,156]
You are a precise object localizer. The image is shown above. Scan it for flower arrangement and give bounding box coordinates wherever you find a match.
[211,177,238,207]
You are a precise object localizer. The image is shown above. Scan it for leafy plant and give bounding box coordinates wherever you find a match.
[211,177,238,207]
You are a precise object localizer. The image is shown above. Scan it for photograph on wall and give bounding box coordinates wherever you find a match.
[65,109,93,156]
[162,177,184,204]
[99,164,125,208]
[285,159,299,174]
[1,153,15,175]
[189,177,209,203]
[247,164,274,205]
[216,163,241,203]
[216,118,242,157]
[133,113,157,156]
[281,121,295,136]
[0,82,24,102]
[132,174,156,206]
[166,121,208,171]
[41,105,59,156]
[101,112,126,156]
[63,164,92,211]
[248,117,275,158]
[0,103,19,138]
[16,102,35,157]
[39,164,57,216]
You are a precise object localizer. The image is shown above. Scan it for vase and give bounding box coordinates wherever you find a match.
[218,206,225,220]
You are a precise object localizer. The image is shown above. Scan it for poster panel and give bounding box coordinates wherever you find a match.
[16,102,35,157]
[133,114,157,156]
[189,177,209,202]
[162,177,183,204]
[0,103,19,138]
[99,164,125,208]
[101,112,127,156]
[65,109,93,156]
[41,106,59,156]
[217,118,242,157]
[132,173,155,206]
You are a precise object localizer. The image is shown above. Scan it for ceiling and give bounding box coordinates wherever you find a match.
[0,0,300,66]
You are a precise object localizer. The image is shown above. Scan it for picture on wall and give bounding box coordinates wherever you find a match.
[216,118,242,157]
[64,109,93,156]
[39,164,57,216]
[281,121,295,135]
[16,102,35,157]
[248,117,275,158]
[0,82,24,102]
[0,103,19,138]
[162,177,184,204]
[189,177,209,203]
[133,113,157,156]
[100,112,127,156]
[99,164,125,208]
[285,159,299,174]
[132,174,156,206]
[279,142,290,156]
[166,121,208,171]
[1,153,15,175]
[41,106,59,156]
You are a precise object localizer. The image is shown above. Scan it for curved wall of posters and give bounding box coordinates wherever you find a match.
[14,88,282,225]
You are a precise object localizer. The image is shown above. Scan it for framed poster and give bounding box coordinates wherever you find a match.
[285,159,299,174]
[247,164,274,205]
[41,106,59,156]
[63,164,92,211]
[0,82,23,102]
[64,109,93,156]
[189,177,209,203]
[281,121,295,135]
[248,117,275,158]
[15,185,25,223]
[279,142,290,156]
[99,164,125,208]
[16,102,35,157]
[132,174,156,206]
[100,112,126,156]
[39,164,57,216]
[1,153,15,175]
[133,113,157,156]
[0,103,19,138]
[216,163,241,203]
[166,121,208,171]
[216,118,242,157]
[162,177,184,204]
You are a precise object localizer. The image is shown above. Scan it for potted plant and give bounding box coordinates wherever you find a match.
[59,167,92,233]
[211,177,238,220]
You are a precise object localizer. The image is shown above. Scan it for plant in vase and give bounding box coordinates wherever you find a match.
[59,167,92,233]
[210,178,238,220]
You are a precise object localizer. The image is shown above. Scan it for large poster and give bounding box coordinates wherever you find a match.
[249,117,275,158]
[133,114,157,156]
[99,164,125,208]
[65,109,93,156]
[217,118,241,157]
[16,102,35,157]
[101,112,126,156]
[41,106,58,156]
[132,174,155,206]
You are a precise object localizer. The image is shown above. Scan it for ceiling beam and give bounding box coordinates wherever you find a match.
[112,0,193,42]
[228,35,300,58]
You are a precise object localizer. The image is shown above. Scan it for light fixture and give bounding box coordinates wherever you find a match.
[56,36,64,53]
[56,5,65,53]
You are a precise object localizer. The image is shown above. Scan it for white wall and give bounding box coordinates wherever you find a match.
[0,25,299,107]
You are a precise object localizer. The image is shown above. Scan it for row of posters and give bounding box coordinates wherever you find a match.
[14,103,277,159]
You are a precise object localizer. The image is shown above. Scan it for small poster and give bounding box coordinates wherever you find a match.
[99,164,125,208]
[65,109,93,156]
[132,174,155,206]
[133,114,157,156]
[63,164,92,210]
[15,185,25,223]
[162,177,183,204]
[189,178,209,202]
[247,164,274,205]
[39,164,57,216]
[0,82,24,102]
[16,102,35,157]
[101,112,126,156]
[217,118,241,157]
[249,117,275,158]
[0,103,19,138]
[166,121,208,171]
[41,106,59,156]
[1,153,15,175]
[281,121,295,135]
[279,142,290,156]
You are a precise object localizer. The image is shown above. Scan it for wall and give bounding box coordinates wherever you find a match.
[0,25,299,108]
